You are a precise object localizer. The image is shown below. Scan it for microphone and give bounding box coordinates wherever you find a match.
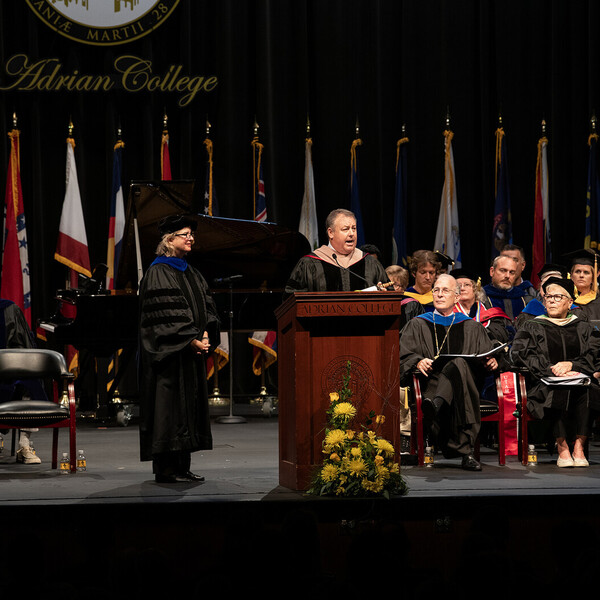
[331,253,370,286]
[213,275,243,285]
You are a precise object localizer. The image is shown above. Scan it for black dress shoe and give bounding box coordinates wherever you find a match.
[461,454,482,471]
[421,397,437,420]
[155,474,193,483]
[180,471,205,482]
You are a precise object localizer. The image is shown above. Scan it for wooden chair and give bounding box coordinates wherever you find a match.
[411,371,506,466]
[0,349,76,472]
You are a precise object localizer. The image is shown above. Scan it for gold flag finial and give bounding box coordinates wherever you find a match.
[445,107,451,129]
[306,114,311,136]
[541,119,546,135]
[591,114,597,134]
[163,110,168,130]
[68,119,74,137]
[253,118,259,137]
[205,118,211,137]
[12,112,17,128]
[355,116,360,138]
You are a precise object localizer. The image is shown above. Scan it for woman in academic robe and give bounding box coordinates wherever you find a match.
[510,277,600,467]
[403,250,441,312]
[138,214,220,483]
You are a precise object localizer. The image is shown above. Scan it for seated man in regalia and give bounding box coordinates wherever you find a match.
[400,274,499,471]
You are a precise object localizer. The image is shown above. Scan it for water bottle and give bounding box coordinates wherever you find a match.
[527,444,538,466]
[60,452,70,473]
[424,446,434,467]
[76,449,87,472]
[0,433,4,454]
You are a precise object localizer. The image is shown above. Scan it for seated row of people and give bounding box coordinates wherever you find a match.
[285,208,600,471]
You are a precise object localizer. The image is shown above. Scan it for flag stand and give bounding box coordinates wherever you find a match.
[215,280,246,424]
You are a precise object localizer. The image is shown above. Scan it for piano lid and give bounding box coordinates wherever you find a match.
[116,180,311,291]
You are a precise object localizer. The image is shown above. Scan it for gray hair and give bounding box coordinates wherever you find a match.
[434,273,460,295]
[491,254,518,269]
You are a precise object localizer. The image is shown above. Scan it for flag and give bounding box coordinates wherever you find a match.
[349,138,365,247]
[252,135,267,222]
[203,136,218,216]
[584,132,600,249]
[1,128,31,326]
[106,139,125,290]
[248,330,277,376]
[55,134,91,280]
[206,332,229,380]
[299,136,318,249]
[161,127,172,181]
[434,129,461,267]
[491,127,512,257]
[531,134,550,287]
[392,136,409,267]
[55,129,90,374]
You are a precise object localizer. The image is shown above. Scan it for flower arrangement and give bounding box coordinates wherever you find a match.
[308,361,407,498]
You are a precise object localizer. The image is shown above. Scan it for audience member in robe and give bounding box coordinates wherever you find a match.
[483,255,535,320]
[138,215,220,483]
[510,276,600,467]
[359,243,382,263]
[434,251,455,274]
[385,264,424,328]
[285,209,387,295]
[500,243,539,300]
[515,263,580,328]
[400,274,499,471]
[449,267,513,345]
[404,250,441,311]
[0,299,44,464]
[563,248,600,321]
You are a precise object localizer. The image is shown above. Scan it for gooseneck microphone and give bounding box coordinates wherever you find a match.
[331,253,370,285]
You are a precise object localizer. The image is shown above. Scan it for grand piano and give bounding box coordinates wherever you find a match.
[39,180,311,419]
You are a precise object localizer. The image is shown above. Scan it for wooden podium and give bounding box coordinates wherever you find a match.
[275,291,405,490]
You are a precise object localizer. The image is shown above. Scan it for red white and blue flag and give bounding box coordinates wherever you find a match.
[1,128,31,326]
[248,330,277,376]
[106,140,125,290]
[55,134,91,280]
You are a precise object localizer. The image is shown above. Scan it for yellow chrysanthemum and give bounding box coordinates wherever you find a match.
[332,402,357,420]
[374,454,384,465]
[330,453,341,462]
[329,392,340,403]
[350,447,362,457]
[321,463,339,482]
[374,438,395,457]
[367,430,377,441]
[324,429,346,448]
[375,414,386,425]
[346,429,355,440]
[348,458,368,477]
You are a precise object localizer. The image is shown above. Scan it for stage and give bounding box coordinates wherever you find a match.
[2,415,600,596]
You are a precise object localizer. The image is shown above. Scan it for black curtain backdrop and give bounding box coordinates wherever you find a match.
[0,0,599,324]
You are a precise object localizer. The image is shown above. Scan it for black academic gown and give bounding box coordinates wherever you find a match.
[510,315,600,435]
[284,252,388,295]
[138,258,220,471]
[400,312,495,456]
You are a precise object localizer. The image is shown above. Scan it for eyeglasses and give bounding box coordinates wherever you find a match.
[545,293,569,303]
[173,232,195,240]
[458,282,474,289]
[432,287,456,296]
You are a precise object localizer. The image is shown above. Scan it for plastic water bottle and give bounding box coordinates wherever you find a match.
[76,450,87,472]
[60,452,70,473]
[527,444,538,466]
[424,446,434,467]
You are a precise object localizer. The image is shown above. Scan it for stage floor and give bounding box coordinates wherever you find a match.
[1,416,600,505]
[2,417,600,596]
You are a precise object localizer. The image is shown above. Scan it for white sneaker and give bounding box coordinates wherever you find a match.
[16,446,42,464]
[556,455,574,468]
[573,456,589,467]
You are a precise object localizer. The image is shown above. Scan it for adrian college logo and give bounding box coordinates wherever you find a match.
[26,0,180,46]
